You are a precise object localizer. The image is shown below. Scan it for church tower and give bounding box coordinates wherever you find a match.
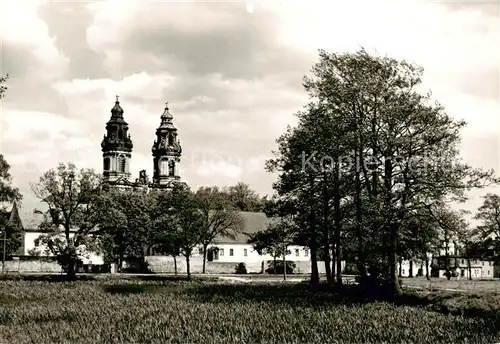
[151,102,182,188]
[101,96,133,185]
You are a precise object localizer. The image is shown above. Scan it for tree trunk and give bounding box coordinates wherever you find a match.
[322,245,332,284]
[333,160,342,286]
[273,256,277,275]
[444,232,451,280]
[384,157,401,297]
[425,253,430,280]
[323,252,332,284]
[409,260,413,278]
[310,243,320,287]
[202,244,208,273]
[336,243,342,286]
[388,223,402,296]
[398,257,403,277]
[186,254,191,280]
[283,246,287,281]
[322,173,333,285]
[174,255,177,275]
[67,260,76,280]
[331,244,336,284]
[354,149,366,278]
[466,245,472,280]
[118,252,124,273]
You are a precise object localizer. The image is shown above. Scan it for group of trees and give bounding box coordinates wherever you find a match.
[1,49,500,298]
[28,163,262,279]
[247,49,498,296]
[0,73,263,278]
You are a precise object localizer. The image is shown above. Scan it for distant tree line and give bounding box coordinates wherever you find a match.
[27,162,271,279]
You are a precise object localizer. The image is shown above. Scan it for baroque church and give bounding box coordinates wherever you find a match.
[101,97,182,191]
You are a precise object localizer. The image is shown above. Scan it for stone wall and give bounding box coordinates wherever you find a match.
[145,256,345,275]
[4,260,62,273]
[1,257,345,274]
[145,256,263,274]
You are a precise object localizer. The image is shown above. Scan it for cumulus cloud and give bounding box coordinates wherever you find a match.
[1,0,70,81]
[52,72,177,101]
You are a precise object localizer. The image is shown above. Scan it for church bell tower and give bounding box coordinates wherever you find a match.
[151,102,182,188]
[101,96,133,184]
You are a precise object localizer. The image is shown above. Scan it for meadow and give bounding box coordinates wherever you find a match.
[0,276,499,343]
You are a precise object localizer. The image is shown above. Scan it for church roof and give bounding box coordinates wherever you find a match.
[157,102,177,131]
[0,201,23,230]
[107,97,127,125]
[213,211,274,244]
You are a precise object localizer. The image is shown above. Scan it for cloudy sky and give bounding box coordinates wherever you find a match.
[1,0,499,225]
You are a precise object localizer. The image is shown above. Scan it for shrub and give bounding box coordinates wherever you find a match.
[343,262,359,275]
[266,260,295,274]
[235,263,247,274]
[122,260,152,274]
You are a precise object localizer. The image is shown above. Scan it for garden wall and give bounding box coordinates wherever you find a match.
[144,256,263,274]
[4,260,62,273]
[145,256,345,274]
[1,257,346,275]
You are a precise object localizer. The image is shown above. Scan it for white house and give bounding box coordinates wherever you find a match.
[14,209,342,274]
[432,256,495,279]
[431,240,497,279]
[206,211,312,263]
[398,254,433,278]
[23,228,104,265]
[146,211,345,274]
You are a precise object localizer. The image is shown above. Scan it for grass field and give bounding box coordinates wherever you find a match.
[403,277,500,293]
[0,277,499,343]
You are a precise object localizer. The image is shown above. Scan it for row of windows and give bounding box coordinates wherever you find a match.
[402,268,491,276]
[197,247,309,257]
[104,157,176,176]
[460,259,494,266]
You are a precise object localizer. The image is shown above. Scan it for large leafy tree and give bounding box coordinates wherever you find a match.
[248,215,295,279]
[98,189,156,271]
[31,162,103,279]
[475,194,500,240]
[474,193,500,259]
[268,49,496,296]
[149,188,181,273]
[224,182,264,212]
[195,186,244,273]
[156,183,203,280]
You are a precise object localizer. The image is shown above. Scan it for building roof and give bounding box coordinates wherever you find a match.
[21,209,273,244]
[0,201,23,230]
[213,211,273,244]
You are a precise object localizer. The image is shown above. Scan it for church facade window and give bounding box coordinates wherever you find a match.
[118,156,126,173]
[168,160,175,176]
[103,158,110,171]
[160,159,168,175]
